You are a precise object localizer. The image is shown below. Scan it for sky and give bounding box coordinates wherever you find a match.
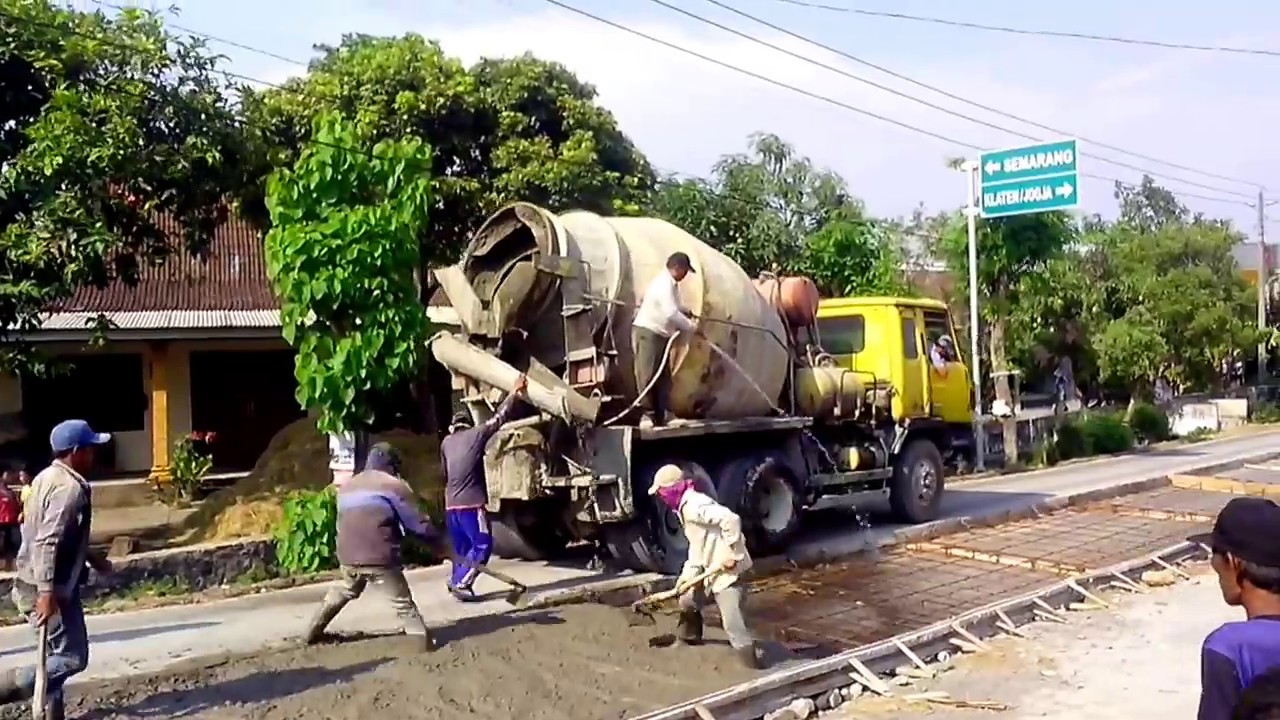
[99,0,1280,238]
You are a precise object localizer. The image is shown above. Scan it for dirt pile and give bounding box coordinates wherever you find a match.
[180,418,445,543]
[46,604,761,720]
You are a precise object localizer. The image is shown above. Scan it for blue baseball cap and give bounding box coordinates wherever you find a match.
[49,420,111,454]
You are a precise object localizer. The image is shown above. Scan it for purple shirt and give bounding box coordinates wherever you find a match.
[1199,616,1280,720]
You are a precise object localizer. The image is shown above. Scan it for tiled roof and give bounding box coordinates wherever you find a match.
[59,214,278,313]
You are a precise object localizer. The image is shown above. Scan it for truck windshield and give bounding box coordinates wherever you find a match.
[817,315,865,355]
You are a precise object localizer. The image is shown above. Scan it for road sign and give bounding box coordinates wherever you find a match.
[978,139,1079,218]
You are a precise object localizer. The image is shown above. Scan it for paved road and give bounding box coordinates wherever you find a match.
[0,429,1276,686]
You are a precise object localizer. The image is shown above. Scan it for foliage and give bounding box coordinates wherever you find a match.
[244,36,653,267]
[798,218,909,297]
[1054,420,1090,461]
[1127,403,1171,444]
[1252,401,1280,424]
[0,1,255,374]
[274,488,338,574]
[166,430,216,503]
[1078,413,1135,455]
[264,113,432,434]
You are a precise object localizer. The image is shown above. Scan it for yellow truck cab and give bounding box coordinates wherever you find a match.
[814,296,973,427]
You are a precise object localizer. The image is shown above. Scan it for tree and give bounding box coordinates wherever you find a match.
[243,35,654,268]
[935,206,1077,462]
[798,218,908,297]
[0,1,253,373]
[264,113,432,435]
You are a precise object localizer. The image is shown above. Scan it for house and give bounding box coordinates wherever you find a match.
[0,215,304,478]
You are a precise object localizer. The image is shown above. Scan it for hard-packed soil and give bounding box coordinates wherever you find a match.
[13,604,764,720]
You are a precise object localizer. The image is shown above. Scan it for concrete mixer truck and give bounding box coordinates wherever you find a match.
[428,202,976,574]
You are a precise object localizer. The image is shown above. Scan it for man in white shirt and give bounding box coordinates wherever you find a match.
[648,464,760,669]
[632,252,698,428]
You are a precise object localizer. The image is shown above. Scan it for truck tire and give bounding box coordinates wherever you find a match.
[489,503,569,562]
[602,460,714,575]
[889,439,945,523]
[715,452,803,555]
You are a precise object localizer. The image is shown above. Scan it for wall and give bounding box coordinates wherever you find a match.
[0,336,290,475]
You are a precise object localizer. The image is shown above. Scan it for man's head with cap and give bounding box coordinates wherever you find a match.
[49,419,111,475]
[1195,497,1280,608]
[364,442,402,477]
[448,410,473,434]
[648,463,695,510]
[666,252,696,282]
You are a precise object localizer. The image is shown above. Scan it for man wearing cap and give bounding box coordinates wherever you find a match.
[0,420,113,718]
[303,442,438,650]
[1195,497,1280,720]
[632,252,699,429]
[648,463,761,669]
[441,374,528,601]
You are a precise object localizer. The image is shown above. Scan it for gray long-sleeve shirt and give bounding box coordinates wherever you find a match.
[16,461,92,597]
[441,393,521,509]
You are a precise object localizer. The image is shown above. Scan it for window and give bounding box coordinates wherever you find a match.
[922,310,952,346]
[817,315,865,355]
[21,353,147,434]
[902,318,919,359]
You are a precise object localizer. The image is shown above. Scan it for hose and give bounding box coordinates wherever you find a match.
[601,331,684,426]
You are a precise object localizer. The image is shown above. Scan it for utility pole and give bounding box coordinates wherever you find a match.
[1259,188,1268,385]
[961,160,985,471]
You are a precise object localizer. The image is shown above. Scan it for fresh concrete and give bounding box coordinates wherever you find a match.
[0,428,1276,687]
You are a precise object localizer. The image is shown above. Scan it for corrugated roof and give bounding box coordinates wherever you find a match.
[59,214,279,313]
[40,310,282,331]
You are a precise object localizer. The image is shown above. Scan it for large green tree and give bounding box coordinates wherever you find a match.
[243,34,654,268]
[264,113,432,435]
[0,1,253,372]
[649,133,905,295]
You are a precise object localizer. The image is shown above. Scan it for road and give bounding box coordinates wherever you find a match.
[0,428,1275,688]
[834,568,1234,720]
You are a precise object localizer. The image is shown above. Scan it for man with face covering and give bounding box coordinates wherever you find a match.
[648,464,760,669]
[1193,497,1280,720]
[302,443,437,650]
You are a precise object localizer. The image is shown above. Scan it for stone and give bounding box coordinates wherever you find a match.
[787,698,816,719]
[1141,569,1178,587]
[840,684,863,700]
[108,535,136,558]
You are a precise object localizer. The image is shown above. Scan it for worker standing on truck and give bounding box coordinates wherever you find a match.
[648,464,762,670]
[633,252,699,429]
[441,374,528,601]
[303,443,437,650]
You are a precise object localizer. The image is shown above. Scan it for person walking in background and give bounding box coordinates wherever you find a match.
[0,420,113,720]
[1195,498,1280,720]
[441,374,527,601]
[632,252,699,429]
[0,473,21,572]
[647,464,762,670]
[303,443,437,651]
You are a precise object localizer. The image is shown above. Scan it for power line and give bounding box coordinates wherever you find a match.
[79,0,1258,213]
[695,0,1264,191]
[540,0,1255,209]
[772,0,1280,59]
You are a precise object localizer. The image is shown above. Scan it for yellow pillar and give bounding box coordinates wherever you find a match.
[149,342,171,481]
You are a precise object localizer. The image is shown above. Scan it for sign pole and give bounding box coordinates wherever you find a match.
[962,159,986,472]
[1257,188,1267,385]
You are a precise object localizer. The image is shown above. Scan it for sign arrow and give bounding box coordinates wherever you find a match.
[1055,182,1074,198]
[984,161,1001,175]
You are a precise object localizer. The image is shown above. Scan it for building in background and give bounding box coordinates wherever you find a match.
[0,216,303,478]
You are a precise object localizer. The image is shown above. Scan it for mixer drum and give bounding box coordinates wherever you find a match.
[458,203,790,419]
[753,276,820,328]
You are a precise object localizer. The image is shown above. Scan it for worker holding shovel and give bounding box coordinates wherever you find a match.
[302,443,437,651]
[648,464,762,669]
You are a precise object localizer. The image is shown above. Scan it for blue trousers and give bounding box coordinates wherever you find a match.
[12,585,89,706]
[446,508,493,590]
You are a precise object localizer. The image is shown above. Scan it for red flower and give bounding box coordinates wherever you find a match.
[204,431,218,444]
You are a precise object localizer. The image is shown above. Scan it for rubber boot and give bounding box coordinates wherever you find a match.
[675,610,704,646]
[735,642,762,670]
[45,693,65,720]
[302,599,345,645]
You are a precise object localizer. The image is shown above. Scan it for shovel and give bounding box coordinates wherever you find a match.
[31,622,48,720]
[629,567,723,627]
[454,556,528,606]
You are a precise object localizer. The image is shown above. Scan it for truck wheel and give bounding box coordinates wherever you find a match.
[602,460,713,575]
[715,452,803,555]
[889,439,946,523]
[490,504,569,562]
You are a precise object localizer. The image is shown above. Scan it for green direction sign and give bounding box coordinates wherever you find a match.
[979,139,1079,218]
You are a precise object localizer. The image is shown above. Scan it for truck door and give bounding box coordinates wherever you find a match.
[922,308,971,423]
[898,310,926,418]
